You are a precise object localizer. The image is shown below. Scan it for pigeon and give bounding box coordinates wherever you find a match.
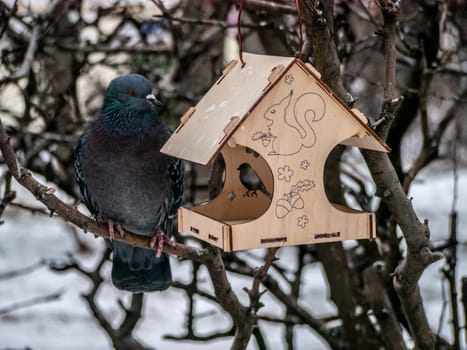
[237,162,272,199]
[74,74,184,293]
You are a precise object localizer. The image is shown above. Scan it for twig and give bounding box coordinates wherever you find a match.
[285,245,307,348]
[0,171,15,220]
[437,273,448,337]
[224,255,335,347]
[238,0,296,15]
[50,249,150,350]
[0,259,47,281]
[9,202,50,216]
[229,248,278,350]
[441,212,460,346]
[0,0,18,40]
[461,277,467,346]
[372,0,402,139]
[0,290,62,315]
[56,42,171,54]
[444,115,461,348]
[0,25,40,85]
[164,326,235,341]
[363,261,406,350]
[402,87,467,192]
[152,14,268,29]
[355,0,381,28]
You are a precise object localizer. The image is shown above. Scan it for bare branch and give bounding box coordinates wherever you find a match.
[0,0,18,40]
[363,261,406,350]
[0,290,62,315]
[461,277,467,343]
[372,0,402,139]
[0,260,47,281]
[231,248,278,350]
[0,25,40,85]
[240,0,296,15]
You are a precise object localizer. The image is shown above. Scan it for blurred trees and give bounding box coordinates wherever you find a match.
[0,0,466,349]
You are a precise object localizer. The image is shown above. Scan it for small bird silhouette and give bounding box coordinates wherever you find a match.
[237,163,272,199]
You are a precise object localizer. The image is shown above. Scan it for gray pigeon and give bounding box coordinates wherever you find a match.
[75,74,184,292]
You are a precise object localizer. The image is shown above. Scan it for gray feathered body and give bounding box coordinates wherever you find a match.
[82,123,174,235]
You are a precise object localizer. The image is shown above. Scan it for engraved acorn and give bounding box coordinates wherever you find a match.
[276,198,293,218]
[275,194,304,218]
[290,194,304,209]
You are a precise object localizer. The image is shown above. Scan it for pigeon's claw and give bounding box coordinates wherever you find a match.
[107,219,125,240]
[108,220,115,240]
[150,227,175,258]
[115,222,125,238]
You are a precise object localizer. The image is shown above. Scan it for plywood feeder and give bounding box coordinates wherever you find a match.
[161,53,390,251]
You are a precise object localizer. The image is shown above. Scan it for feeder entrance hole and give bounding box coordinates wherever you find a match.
[188,144,274,226]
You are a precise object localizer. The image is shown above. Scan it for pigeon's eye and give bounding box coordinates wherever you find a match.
[129,89,136,96]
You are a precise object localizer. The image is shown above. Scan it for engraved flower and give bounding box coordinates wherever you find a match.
[277,165,294,182]
[297,215,309,228]
[300,160,310,170]
[285,73,294,85]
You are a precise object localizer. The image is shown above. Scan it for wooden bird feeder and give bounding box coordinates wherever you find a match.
[161,53,390,251]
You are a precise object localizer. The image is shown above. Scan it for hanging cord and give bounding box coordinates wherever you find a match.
[237,0,246,67]
[295,0,303,58]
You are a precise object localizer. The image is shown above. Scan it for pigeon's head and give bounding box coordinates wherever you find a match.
[106,74,162,111]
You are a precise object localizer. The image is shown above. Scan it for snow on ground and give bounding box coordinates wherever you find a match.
[0,166,466,349]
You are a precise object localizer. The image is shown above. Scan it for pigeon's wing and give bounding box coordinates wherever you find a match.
[74,129,100,217]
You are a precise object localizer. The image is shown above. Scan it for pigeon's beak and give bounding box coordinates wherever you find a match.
[146,94,162,108]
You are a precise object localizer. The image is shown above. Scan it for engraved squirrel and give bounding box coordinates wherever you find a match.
[263,90,326,156]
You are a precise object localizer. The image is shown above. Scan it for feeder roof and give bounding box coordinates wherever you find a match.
[161,52,389,166]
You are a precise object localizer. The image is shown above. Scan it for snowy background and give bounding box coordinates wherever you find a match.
[0,164,466,350]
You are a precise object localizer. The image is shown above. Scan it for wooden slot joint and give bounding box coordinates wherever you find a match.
[351,108,368,124]
[304,62,322,79]
[314,232,341,239]
[355,128,367,138]
[208,234,218,242]
[176,106,196,133]
[219,116,241,145]
[268,64,285,83]
[260,236,287,244]
[216,59,238,85]
[369,213,375,239]
[222,225,232,251]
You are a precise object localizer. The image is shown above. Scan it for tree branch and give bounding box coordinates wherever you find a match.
[0,24,40,85]
[363,2,444,349]
[0,290,62,315]
[363,261,406,350]
[298,1,444,349]
[231,248,278,350]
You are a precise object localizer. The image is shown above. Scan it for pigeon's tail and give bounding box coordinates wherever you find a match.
[111,241,171,292]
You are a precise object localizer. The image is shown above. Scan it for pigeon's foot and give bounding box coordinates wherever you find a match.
[150,227,175,258]
[107,219,125,240]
